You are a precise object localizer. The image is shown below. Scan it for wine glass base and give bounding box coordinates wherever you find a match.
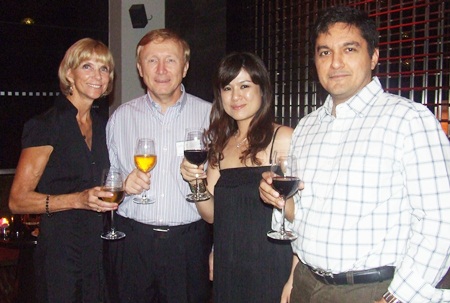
[186,192,211,203]
[267,229,298,241]
[101,231,126,240]
[133,197,156,204]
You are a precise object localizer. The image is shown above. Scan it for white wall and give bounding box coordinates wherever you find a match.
[108,0,165,114]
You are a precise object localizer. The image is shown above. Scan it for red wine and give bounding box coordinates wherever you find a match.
[272,176,300,198]
[184,150,207,165]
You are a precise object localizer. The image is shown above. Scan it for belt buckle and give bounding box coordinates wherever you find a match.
[312,267,334,279]
[153,227,170,239]
[153,228,170,232]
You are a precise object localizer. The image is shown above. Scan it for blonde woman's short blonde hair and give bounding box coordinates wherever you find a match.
[58,38,115,96]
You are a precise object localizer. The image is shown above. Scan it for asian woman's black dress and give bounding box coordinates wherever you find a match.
[213,166,292,303]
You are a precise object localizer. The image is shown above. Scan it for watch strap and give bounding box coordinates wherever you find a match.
[383,291,401,303]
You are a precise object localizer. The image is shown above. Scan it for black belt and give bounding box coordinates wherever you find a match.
[306,264,395,285]
[120,215,205,239]
[149,222,198,239]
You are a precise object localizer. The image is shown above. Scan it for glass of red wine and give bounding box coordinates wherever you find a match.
[184,128,210,202]
[267,152,299,241]
[101,168,126,240]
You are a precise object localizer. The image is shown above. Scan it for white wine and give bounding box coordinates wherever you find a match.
[134,154,157,172]
[101,187,125,203]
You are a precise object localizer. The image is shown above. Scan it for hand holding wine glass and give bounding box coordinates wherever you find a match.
[101,169,126,240]
[133,138,157,204]
[267,152,299,241]
[184,128,210,202]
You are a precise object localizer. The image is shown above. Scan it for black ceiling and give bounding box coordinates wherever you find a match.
[0,1,109,90]
[0,1,108,31]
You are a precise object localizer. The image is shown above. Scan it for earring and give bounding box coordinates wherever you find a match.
[69,85,73,96]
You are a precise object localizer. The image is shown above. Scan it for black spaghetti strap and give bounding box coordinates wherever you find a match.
[269,126,282,164]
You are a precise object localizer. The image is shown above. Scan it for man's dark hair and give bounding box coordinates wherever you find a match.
[311,6,379,57]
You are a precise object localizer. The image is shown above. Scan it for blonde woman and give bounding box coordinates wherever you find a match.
[9,38,115,302]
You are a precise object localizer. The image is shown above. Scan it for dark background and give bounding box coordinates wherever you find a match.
[0,1,109,91]
[0,1,228,171]
[166,0,226,103]
[0,1,109,170]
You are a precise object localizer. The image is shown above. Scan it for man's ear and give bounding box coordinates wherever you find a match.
[182,61,189,78]
[371,48,379,71]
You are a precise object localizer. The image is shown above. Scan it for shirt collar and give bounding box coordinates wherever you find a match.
[54,94,80,115]
[146,84,187,114]
[318,76,384,121]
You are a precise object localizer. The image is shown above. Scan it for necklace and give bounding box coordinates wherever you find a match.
[235,136,247,149]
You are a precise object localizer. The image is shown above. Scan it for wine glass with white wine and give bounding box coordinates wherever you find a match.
[133,138,157,204]
[101,168,125,240]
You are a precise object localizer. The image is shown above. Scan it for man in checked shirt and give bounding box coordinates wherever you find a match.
[260,6,450,303]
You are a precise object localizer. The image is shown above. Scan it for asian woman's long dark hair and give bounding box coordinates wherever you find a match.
[207,52,274,168]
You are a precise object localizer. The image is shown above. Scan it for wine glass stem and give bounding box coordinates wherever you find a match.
[110,210,116,235]
[280,197,287,235]
[194,177,199,199]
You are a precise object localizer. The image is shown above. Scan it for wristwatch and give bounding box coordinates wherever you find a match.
[383,291,402,303]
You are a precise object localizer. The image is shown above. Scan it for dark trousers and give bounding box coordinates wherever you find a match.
[104,215,212,303]
[290,261,391,303]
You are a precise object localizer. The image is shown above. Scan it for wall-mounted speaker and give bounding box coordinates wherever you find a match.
[129,4,148,28]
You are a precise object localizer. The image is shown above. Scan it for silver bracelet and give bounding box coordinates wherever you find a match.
[188,179,207,193]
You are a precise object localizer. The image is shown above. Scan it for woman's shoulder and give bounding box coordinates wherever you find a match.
[270,124,293,152]
[22,107,61,148]
[25,106,59,131]
[273,123,293,139]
